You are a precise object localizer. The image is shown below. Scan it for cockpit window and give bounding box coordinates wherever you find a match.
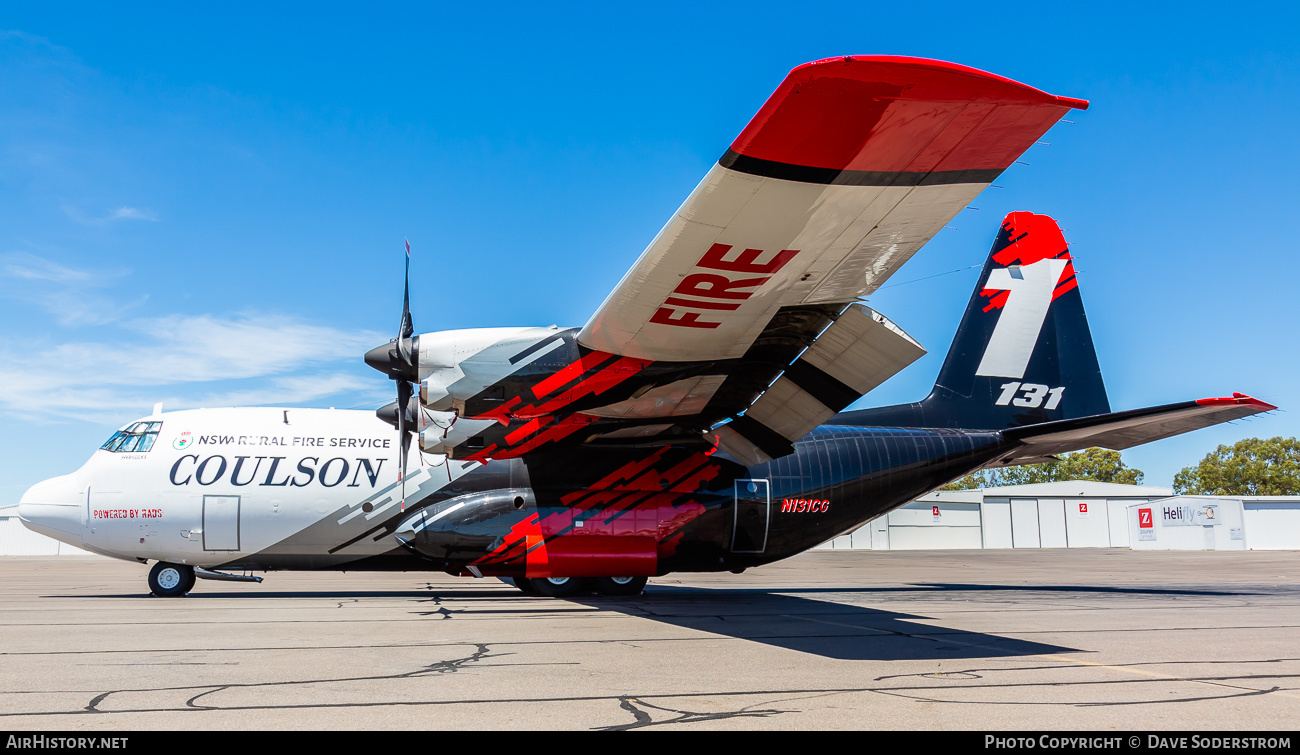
[101,421,162,453]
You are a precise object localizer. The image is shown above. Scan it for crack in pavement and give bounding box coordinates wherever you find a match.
[872,681,1284,708]
[874,656,1300,683]
[20,674,1297,722]
[76,643,507,714]
[595,695,788,731]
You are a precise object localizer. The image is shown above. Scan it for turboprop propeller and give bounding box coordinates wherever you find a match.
[364,239,420,510]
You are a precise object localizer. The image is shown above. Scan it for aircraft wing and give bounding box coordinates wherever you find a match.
[578,56,1088,363]
[428,58,1088,463]
[991,394,1277,465]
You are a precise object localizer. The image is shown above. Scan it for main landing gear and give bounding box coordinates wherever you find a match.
[512,576,648,597]
[148,562,195,597]
[594,576,648,596]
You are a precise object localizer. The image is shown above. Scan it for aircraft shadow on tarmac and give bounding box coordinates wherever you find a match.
[573,584,1084,662]
[573,580,1280,661]
[64,581,1261,662]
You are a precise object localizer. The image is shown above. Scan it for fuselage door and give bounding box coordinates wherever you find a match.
[732,479,770,553]
[203,495,240,551]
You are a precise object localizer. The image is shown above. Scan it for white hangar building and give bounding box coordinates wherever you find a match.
[815,481,1300,551]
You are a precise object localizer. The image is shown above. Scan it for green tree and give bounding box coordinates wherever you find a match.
[1173,437,1300,496]
[943,447,1144,490]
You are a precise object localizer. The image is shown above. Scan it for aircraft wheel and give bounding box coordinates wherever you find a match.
[511,576,537,595]
[529,576,591,598]
[148,562,194,597]
[595,576,648,596]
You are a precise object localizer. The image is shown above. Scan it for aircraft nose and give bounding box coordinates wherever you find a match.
[17,474,84,542]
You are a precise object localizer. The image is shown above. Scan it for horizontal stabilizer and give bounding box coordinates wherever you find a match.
[993,393,1276,465]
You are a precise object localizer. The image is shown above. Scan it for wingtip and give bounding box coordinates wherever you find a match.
[789,55,1089,110]
[732,56,1089,176]
[1196,393,1279,412]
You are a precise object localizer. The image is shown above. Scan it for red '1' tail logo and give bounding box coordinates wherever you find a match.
[975,213,1077,380]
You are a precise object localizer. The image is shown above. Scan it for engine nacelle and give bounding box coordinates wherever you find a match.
[419,416,492,457]
[418,325,577,414]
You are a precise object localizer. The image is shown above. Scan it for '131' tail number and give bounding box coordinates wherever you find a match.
[996,382,1064,409]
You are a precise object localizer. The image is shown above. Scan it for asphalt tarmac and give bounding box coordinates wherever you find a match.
[0,549,1297,731]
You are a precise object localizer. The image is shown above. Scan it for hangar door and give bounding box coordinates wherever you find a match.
[203,495,240,551]
[1242,502,1300,549]
[1038,499,1068,548]
[981,499,1013,548]
[1010,498,1040,548]
[1107,500,1132,547]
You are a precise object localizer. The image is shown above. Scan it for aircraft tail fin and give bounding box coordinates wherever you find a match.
[837,211,1110,430]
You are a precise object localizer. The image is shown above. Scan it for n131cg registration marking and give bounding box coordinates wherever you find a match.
[995,382,1064,409]
[781,498,829,513]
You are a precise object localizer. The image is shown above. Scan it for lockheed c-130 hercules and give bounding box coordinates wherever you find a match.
[18,56,1274,598]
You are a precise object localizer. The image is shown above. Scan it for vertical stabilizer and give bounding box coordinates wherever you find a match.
[836,211,1110,429]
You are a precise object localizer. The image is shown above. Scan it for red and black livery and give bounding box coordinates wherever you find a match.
[351,58,1273,596]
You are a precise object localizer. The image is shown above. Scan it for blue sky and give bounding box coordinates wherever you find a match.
[2,2,1297,502]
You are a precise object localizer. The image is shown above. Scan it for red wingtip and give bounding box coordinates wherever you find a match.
[1196,394,1278,412]
[792,56,1090,110]
[731,56,1088,175]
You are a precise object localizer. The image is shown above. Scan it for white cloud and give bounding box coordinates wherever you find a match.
[0,312,389,423]
[75,312,384,384]
[61,204,160,225]
[108,207,158,222]
[2,251,122,284]
[0,252,136,326]
[0,253,391,423]
[186,373,388,410]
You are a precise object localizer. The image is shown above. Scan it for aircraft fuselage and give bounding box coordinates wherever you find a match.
[19,407,1005,576]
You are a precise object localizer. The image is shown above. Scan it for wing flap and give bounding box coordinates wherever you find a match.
[801,306,926,392]
[713,305,925,462]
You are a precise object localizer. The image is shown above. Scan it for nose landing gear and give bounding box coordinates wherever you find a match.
[148,562,195,597]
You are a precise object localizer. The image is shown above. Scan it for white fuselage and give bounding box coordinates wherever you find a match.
[18,407,478,568]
